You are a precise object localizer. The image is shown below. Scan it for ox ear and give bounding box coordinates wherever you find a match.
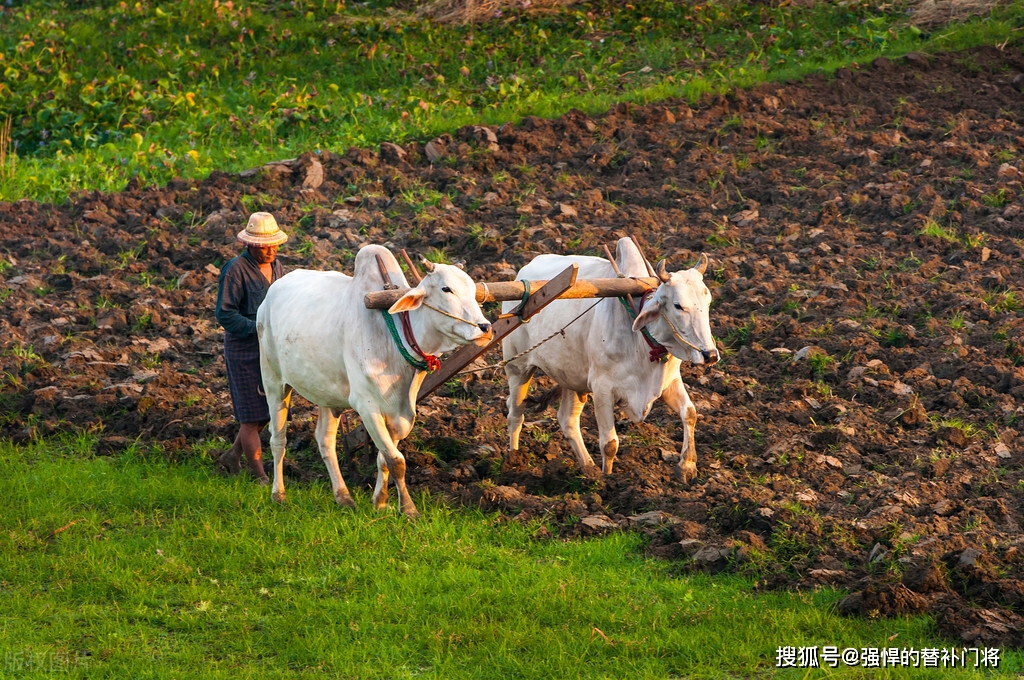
[389,286,426,314]
[419,258,436,273]
[693,253,710,276]
[631,297,662,333]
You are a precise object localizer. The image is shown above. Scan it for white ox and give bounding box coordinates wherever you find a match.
[257,245,492,518]
[502,237,718,482]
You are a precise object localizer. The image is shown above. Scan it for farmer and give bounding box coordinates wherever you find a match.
[214,211,288,484]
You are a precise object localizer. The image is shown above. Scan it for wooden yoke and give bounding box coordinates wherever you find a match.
[363,275,658,309]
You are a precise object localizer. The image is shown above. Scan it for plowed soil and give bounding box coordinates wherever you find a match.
[3,46,1024,646]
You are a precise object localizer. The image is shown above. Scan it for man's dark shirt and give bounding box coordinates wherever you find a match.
[215,251,284,339]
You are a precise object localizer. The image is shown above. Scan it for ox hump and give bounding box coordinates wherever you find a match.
[352,244,409,289]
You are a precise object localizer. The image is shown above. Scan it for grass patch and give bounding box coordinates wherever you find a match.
[1,436,1008,678]
[3,0,1024,201]
[917,218,961,244]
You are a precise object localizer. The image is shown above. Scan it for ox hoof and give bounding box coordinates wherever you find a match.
[402,506,421,520]
[335,493,357,509]
[272,491,286,504]
[674,464,698,485]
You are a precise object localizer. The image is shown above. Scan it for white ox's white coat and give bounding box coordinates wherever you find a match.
[502,237,718,482]
[257,244,491,517]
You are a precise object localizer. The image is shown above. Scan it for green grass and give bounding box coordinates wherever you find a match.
[3,0,1024,202]
[3,436,1017,678]
[917,218,961,245]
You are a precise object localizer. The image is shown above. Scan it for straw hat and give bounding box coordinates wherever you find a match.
[237,212,288,247]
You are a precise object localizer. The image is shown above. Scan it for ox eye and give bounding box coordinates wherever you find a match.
[674,303,684,311]
[442,286,453,293]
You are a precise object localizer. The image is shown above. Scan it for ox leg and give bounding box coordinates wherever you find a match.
[372,449,389,511]
[591,391,619,476]
[661,377,698,484]
[505,364,534,451]
[363,412,419,518]
[315,407,356,508]
[267,385,293,503]
[557,388,597,471]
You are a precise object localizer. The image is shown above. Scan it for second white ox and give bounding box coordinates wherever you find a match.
[502,237,718,482]
[257,245,492,517]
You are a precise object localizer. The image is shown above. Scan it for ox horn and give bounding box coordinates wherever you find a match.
[420,258,436,273]
[655,259,671,283]
[694,253,709,275]
[454,260,466,270]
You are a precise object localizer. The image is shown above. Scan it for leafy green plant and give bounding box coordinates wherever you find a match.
[753,133,776,152]
[930,415,981,439]
[981,188,1009,209]
[984,289,1023,313]
[917,218,959,244]
[420,246,449,264]
[132,313,153,333]
[897,254,922,271]
[858,256,879,271]
[881,326,909,348]
[530,428,554,444]
[6,343,42,363]
[810,380,833,400]
[807,351,835,375]
[808,320,833,338]
[722,317,756,349]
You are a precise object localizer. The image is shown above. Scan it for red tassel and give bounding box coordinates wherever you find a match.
[425,354,441,372]
[649,345,668,363]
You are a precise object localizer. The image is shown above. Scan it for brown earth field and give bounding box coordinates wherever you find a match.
[3,46,1024,647]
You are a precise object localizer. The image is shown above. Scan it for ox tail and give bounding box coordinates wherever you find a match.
[525,386,561,413]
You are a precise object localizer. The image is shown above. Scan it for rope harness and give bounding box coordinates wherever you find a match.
[499,298,602,367]
[621,288,708,357]
[616,292,669,363]
[381,309,440,372]
[382,297,488,374]
[659,306,707,355]
[506,280,532,321]
[455,292,603,377]
[420,301,485,328]
[383,302,484,373]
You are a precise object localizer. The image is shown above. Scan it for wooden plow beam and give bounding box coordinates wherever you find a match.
[343,263,580,455]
